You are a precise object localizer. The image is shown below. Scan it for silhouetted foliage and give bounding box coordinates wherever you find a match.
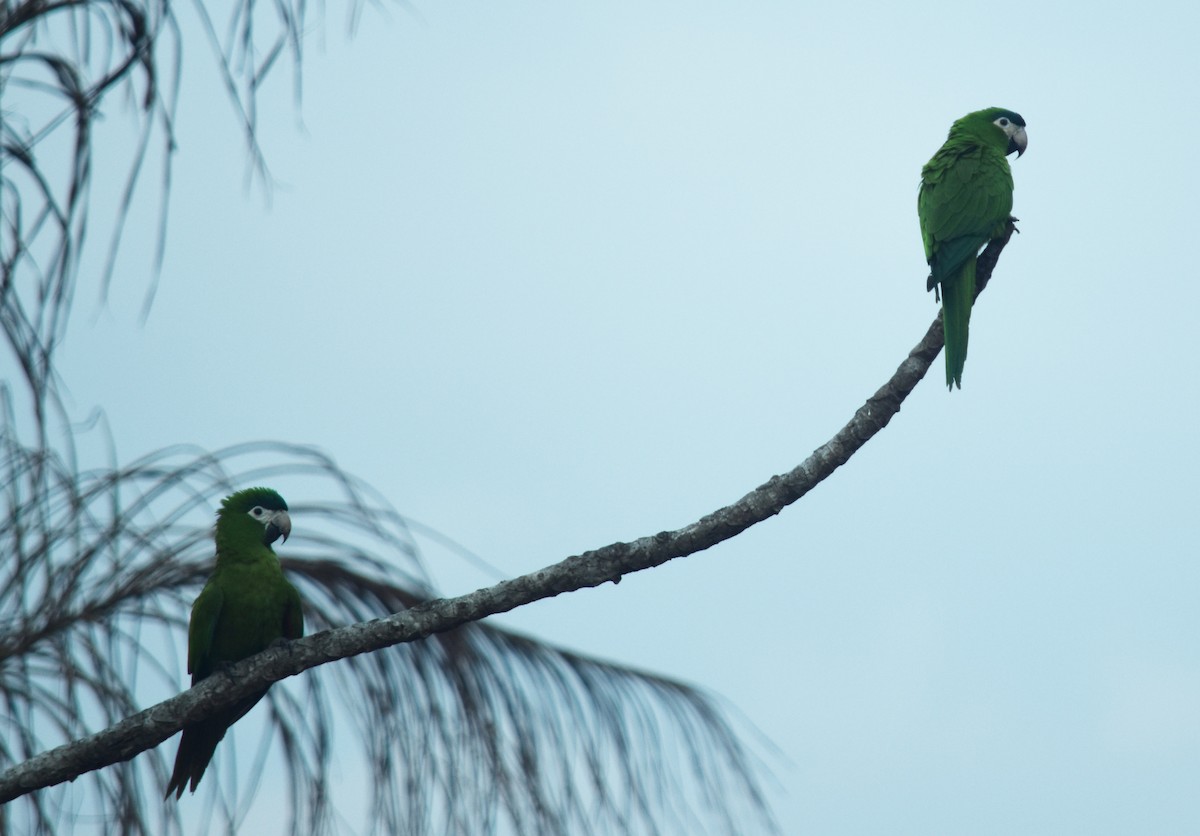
[0,2,776,833]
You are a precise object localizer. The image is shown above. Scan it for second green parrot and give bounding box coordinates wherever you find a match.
[165,487,304,799]
[918,107,1028,389]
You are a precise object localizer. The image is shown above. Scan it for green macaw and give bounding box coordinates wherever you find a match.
[165,487,304,799]
[919,107,1028,389]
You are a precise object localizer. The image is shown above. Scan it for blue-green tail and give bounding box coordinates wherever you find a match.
[940,257,975,390]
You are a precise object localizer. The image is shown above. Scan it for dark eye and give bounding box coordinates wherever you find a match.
[250,507,265,518]
[998,118,1010,127]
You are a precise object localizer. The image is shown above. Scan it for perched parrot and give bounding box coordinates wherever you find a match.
[165,487,303,799]
[918,107,1028,389]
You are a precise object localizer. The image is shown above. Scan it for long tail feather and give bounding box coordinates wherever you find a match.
[164,691,266,799]
[165,721,223,800]
[940,257,975,389]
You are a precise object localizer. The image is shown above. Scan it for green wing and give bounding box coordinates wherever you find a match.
[919,141,1013,288]
[187,580,224,682]
[167,581,228,799]
[283,580,304,640]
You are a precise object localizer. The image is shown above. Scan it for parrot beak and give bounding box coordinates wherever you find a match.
[264,510,292,545]
[1009,127,1028,157]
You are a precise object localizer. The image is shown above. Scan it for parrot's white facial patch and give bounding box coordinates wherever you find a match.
[993,116,1018,136]
[994,116,1028,156]
[251,506,292,543]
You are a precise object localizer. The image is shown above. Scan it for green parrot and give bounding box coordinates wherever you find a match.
[165,487,303,799]
[918,107,1028,389]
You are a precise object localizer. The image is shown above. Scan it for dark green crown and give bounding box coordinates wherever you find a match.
[220,487,288,515]
[974,107,1025,127]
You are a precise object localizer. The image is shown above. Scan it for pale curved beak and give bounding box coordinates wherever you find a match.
[1010,126,1028,157]
[265,510,292,545]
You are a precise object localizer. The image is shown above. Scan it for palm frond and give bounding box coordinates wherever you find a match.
[0,437,777,834]
[2,1,778,832]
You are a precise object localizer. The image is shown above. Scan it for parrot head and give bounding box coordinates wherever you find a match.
[954,107,1028,157]
[219,487,292,546]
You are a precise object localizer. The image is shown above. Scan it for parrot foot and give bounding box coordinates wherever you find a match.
[212,659,243,686]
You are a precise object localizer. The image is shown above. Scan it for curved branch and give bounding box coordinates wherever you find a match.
[0,227,1016,802]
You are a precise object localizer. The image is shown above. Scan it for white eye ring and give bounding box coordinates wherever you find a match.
[250,506,266,518]
[997,118,1010,127]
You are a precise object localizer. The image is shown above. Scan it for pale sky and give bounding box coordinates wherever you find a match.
[49,0,1200,831]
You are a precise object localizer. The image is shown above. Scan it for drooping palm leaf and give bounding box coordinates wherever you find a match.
[0,439,776,834]
[2,3,777,832]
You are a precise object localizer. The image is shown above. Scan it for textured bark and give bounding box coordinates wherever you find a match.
[0,229,1014,802]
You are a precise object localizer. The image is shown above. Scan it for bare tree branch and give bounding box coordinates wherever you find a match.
[0,223,1016,804]
[0,438,780,834]
[2,0,1020,826]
